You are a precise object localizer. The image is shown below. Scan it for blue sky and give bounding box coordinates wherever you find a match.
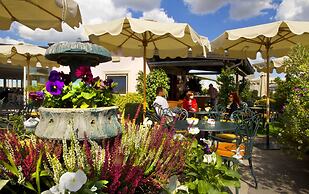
[1,0,308,46]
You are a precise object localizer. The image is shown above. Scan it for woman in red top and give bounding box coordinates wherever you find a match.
[183,91,198,112]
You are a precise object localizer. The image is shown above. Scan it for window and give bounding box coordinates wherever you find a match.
[106,74,128,94]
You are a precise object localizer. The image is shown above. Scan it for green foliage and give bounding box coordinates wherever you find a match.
[114,93,143,113]
[136,68,170,105]
[43,79,117,108]
[273,77,289,112]
[239,79,250,102]
[27,83,45,92]
[182,139,240,193]
[277,45,309,157]
[217,69,236,106]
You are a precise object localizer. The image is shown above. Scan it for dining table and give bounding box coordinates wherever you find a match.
[174,119,236,133]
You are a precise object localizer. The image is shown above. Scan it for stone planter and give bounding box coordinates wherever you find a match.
[35,106,121,140]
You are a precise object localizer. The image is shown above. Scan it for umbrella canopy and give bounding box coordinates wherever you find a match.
[212,21,309,59]
[0,44,60,102]
[211,20,309,149]
[84,17,209,112]
[0,44,59,68]
[0,0,82,31]
[253,56,289,74]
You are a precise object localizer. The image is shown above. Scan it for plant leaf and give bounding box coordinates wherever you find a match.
[0,180,9,190]
[35,152,43,193]
[80,102,89,109]
[81,92,96,100]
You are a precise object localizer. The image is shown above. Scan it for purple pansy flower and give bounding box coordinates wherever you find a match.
[48,70,60,82]
[46,80,64,96]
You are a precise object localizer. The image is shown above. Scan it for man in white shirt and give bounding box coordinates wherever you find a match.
[153,87,169,110]
[153,87,176,118]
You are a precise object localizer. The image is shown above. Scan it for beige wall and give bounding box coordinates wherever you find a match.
[53,57,150,93]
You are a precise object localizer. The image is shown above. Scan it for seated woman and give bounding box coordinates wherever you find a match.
[226,92,240,118]
[182,91,198,112]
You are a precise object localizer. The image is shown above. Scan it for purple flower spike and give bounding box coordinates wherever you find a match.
[48,70,60,82]
[46,80,64,96]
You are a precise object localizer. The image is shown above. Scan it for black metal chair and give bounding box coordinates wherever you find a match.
[216,114,261,189]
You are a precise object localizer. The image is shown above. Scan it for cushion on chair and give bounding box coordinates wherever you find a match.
[216,142,245,158]
[216,133,237,139]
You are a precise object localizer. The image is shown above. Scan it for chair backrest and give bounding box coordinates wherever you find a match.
[171,107,188,120]
[238,114,260,159]
[152,102,175,125]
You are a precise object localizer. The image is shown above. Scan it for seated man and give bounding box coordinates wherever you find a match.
[153,87,175,119]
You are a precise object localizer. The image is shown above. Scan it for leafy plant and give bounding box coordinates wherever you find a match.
[0,130,51,193]
[114,93,143,113]
[182,139,240,193]
[277,45,309,157]
[217,69,236,106]
[42,69,117,108]
[136,68,170,105]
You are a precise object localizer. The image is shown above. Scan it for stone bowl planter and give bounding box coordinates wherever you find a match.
[35,106,121,140]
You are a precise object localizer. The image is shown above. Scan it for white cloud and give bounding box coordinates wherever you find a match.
[183,0,228,14]
[229,0,274,20]
[183,0,275,20]
[113,0,161,12]
[0,37,24,44]
[17,24,87,43]
[75,0,131,25]
[275,0,309,20]
[140,9,175,23]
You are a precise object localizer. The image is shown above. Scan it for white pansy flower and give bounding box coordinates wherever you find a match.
[203,153,217,164]
[188,127,200,135]
[200,138,212,147]
[41,184,64,194]
[143,117,153,127]
[59,169,87,192]
[90,185,98,193]
[203,154,212,164]
[173,134,185,141]
[232,147,244,160]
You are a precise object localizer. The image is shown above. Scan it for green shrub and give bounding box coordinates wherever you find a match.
[136,68,170,105]
[217,69,236,106]
[114,93,143,113]
[278,45,309,157]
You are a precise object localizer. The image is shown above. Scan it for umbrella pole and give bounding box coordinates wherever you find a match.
[143,43,147,116]
[266,46,270,149]
[26,57,31,104]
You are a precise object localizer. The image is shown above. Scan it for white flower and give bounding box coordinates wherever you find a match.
[143,117,153,127]
[90,185,98,192]
[203,153,217,164]
[41,185,64,194]
[188,127,200,135]
[232,147,244,160]
[59,169,87,192]
[200,138,212,147]
[203,154,212,163]
[173,134,185,141]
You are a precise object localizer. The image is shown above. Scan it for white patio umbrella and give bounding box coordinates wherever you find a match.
[211,20,309,149]
[0,0,82,31]
[84,17,209,112]
[0,44,60,102]
[253,56,289,74]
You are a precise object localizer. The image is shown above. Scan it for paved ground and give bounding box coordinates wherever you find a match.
[236,136,309,194]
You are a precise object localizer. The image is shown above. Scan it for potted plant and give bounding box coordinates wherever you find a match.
[35,42,121,140]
